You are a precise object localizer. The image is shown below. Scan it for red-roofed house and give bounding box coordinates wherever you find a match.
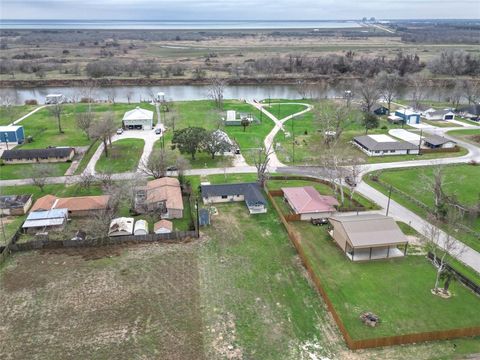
[282,186,339,220]
[30,194,111,217]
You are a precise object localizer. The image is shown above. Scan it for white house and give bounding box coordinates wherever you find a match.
[154,219,173,234]
[424,110,455,121]
[108,217,134,237]
[134,219,149,235]
[122,107,154,130]
[353,134,419,156]
[201,182,267,214]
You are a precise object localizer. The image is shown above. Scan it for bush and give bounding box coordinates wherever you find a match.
[24,99,38,105]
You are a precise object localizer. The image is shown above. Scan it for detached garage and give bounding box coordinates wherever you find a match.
[122,107,154,130]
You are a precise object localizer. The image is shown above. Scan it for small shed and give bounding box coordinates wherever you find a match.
[108,217,134,237]
[134,219,149,235]
[0,125,25,144]
[395,109,420,124]
[154,219,173,234]
[22,208,68,234]
[0,194,32,216]
[373,105,389,116]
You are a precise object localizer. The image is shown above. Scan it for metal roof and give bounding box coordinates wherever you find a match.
[123,107,153,121]
[354,135,418,151]
[201,182,266,207]
[27,208,68,220]
[282,186,338,214]
[0,125,23,132]
[328,214,409,248]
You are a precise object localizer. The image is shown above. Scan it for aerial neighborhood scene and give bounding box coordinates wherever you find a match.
[1,1,480,359]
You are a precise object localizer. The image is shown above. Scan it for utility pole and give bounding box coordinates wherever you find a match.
[418,129,423,154]
[195,197,200,238]
[386,185,392,216]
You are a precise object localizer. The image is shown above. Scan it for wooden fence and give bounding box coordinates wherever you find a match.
[420,146,461,154]
[427,252,480,296]
[266,189,480,350]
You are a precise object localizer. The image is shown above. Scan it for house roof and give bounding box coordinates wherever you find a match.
[282,186,338,214]
[328,214,409,249]
[154,219,173,232]
[31,195,111,212]
[0,125,23,132]
[354,135,418,151]
[108,217,134,235]
[123,107,153,121]
[1,147,73,160]
[201,182,267,207]
[143,177,184,210]
[0,194,32,209]
[427,109,454,116]
[457,104,480,115]
[423,134,457,146]
[396,109,419,116]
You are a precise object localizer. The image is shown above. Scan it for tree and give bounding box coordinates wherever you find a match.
[75,111,94,139]
[409,73,427,110]
[49,102,64,133]
[252,144,273,188]
[28,164,51,192]
[90,112,116,158]
[315,103,350,146]
[420,166,449,221]
[448,80,463,109]
[240,117,250,132]
[376,71,401,114]
[439,268,456,292]
[171,127,207,160]
[357,79,380,113]
[296,79,310,99]
[361,112,379,134]
[208,77,227,109]
[202,130,232,159]
[462,80,479,105]
[139,148,175,179]
[423,209,466,294]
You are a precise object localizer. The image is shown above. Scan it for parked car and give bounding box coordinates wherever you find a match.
[311,218,329,226]
[166,165,178,171]
[116,128,124,135]
[155,128,162,135]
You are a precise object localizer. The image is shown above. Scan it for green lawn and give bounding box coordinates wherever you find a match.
[0,215,25,246]
[366,165,480,253]
[422,119,458,128]
[0,105,36,126]
[447,129,480,146]
[262,103,309,120]
[73,140,100,175]
[293,222,480,340]
[0,162,70,180]
[95,138,144,173]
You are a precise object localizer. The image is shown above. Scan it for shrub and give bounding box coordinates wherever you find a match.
[24,99,38,105]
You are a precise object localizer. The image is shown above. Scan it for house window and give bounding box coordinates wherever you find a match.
[221,195,228,199]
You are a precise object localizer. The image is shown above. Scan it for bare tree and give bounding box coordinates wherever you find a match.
[344,158,366,201]
[409,73,428,110]
[315,102,350,146]
[420,166,450,221]
[296,79,309,99]
[106,88,116,104]
[208,77,227,109]
[139,148,176,179]
[79,173,95,190]
[449,80,463,109]
[376,71,401,114]
[252,144,273,188]
[75,111,94,139]
[49,102,64,133]
[462,80,479,105]
[28,164,51,192]
[89,112,116,158]
[423,210,466,294]
[356,79,381,113]
[126,89,134,104]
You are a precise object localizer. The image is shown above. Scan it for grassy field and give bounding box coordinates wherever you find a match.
[447,129,480,146]
[0,162,70,180]
[366,165,480,253]
[271,100,466,165]
[95,138,144,173]
[0,104,36,125]
[292,221,480,339]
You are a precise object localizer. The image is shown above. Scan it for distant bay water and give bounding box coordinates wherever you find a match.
[0,19,362,30]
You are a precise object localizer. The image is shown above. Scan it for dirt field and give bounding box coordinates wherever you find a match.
[1,202,479,359]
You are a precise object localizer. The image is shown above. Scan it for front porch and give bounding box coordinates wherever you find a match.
[345,245,407,261]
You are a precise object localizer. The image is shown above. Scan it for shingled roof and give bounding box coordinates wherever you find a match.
[423,134,457,146]
[1,147,73,160]
[354,135,418,151]
[201,182,266,207]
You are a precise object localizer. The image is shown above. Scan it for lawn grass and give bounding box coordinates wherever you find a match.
[73,139,100,175]
[95,138,144,173]
[365,165,480,253]
[447,129,480,146]
[0,215,25,246]
[0,182,104,200]
[0,162,70,180]
[0,104,36,126]
[262,103,309,120]
[422,119,458,128]
[293,222,480,340]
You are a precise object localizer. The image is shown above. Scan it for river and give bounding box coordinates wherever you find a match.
[1,84,448,105]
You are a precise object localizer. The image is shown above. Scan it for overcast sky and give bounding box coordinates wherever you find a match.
[1,0,479,20]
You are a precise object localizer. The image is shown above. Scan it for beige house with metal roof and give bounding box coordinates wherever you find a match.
[328,214,409,261]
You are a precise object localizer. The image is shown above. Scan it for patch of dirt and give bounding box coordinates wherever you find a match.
[208,313,243,360]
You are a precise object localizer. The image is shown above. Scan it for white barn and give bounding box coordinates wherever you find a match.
[122,107,154,130]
